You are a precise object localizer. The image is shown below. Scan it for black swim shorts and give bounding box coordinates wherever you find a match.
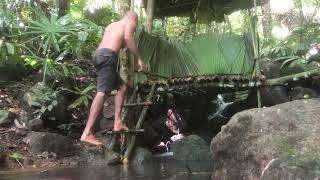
[92,48,124,94]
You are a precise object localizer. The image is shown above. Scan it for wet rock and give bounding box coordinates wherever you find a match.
[0,98,9,109]
[260,157,320,180]
[0,110,15,127]
[248,86,289,107]
[22,158,34,166]
[0,151,6,167]
[288,87,318,100]
[131,147,152,165]
[171,135,210,161]
[15,109,29,129]
[23,132,75,157]
[81,145,121,166]
[28,118,44,131]
[210,98,320,179]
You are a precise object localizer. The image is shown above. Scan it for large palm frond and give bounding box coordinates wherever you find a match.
[187,33,253,75]
[135,31,253,82]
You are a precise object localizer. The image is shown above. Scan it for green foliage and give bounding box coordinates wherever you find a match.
[260,46,307,69]
[30,86,59,119]
[286,23,320,55]
[83,6,120,27]
[9,152,23,160]
[59,83,95,110]
[23,14,77,56]
[19,13,101,85]
[275,56,306,69]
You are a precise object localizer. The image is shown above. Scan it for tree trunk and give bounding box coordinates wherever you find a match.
[145,0,155,33]
[33,0,50,17]
[139,0,144,18]
[56,0,70,17]
[261,2,272,45]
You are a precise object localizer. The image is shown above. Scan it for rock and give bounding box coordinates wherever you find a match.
[21,84,67,126]
[172,135,210,161]
[0,98,9,109]
[14,119,26,129]
[260,157,320,180]
[0,151,6,167]
[80,145,121,166]
[28,118,44,131]
[288,87,318,100]
[131,147,152,165]
[0,110,15,127]
[260,60,281,79]
[17,109,29,127]
[247,86,289,107]
[23,132,75,157]
[210,98,320,179]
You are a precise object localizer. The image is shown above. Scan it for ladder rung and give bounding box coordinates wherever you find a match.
[105,129,144,135]
[123,101,153,107]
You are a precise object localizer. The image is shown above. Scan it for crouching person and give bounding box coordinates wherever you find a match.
[144,107,189,153]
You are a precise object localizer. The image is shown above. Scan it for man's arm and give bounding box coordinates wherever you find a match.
[124,21,145,72]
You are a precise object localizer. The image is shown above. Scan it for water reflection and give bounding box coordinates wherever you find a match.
[0,160,212,180]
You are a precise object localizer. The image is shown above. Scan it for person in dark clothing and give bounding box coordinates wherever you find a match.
[144,107,189,153]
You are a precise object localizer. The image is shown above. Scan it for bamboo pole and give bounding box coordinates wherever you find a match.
[263,68,320,86]
[122,83,156,164]
[106,129,144,135]
[123,101,153,107]
[144,0,155,32]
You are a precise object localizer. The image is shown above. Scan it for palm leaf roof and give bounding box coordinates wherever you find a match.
[143,0,268,23]
[135,31,254,82]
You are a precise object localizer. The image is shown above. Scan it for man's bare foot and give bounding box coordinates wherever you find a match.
[113,121,129,132]
[80,134,102,145]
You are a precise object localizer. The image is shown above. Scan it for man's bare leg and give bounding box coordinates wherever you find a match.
[114,84,129,131]
[80,92,107,145]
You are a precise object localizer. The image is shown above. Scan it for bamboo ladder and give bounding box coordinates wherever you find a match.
[107,83,157,164]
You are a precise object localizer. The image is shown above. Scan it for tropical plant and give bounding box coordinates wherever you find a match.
[30,87,59,119]
[59,83,96,110]
[9,152,24,169]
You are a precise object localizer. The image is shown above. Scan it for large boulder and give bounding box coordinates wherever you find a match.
[210,98,320,179]
[131,147,152,165]
[23,132,75,157]
[260,157,320,180]
[172,135,210,161]
[0,110,15,127]
[21,84,67,126]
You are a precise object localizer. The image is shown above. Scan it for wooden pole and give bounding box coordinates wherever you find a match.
[122,83,156,164]
[145,0,155,32]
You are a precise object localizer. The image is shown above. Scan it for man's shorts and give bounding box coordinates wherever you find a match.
[92,48,124,94]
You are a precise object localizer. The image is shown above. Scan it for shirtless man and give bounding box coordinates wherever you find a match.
[80,11,145,145]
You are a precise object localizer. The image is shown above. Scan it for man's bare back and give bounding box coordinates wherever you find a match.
[98,21,125,53]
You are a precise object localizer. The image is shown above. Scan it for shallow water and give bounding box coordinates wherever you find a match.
[0,160,212,180]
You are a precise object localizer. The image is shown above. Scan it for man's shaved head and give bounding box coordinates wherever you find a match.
[123,11,138,20]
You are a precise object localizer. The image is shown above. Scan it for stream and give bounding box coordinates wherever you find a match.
[0,160,212,180]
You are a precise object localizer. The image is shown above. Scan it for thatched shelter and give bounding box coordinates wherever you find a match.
[143,0,268,23]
